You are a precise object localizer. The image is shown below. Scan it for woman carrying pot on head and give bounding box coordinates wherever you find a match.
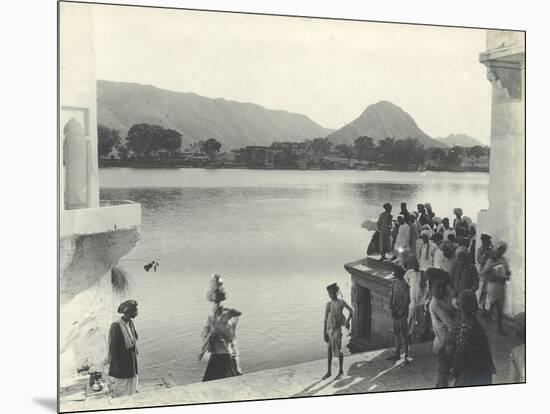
[199,274,243,381]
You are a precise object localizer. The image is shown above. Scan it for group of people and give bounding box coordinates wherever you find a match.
[376,201,525,388]
[376,202,475,267]
[376,201,510,335]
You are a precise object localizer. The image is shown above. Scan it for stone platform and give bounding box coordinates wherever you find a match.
[60,315,523,413]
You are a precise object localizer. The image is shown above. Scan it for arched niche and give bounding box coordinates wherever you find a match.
[63,118,88,210]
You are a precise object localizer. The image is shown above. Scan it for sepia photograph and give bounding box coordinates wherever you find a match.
[58,1,525,412]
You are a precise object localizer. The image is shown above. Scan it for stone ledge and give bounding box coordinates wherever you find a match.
[61,201,141,239]
[60,317,522,413]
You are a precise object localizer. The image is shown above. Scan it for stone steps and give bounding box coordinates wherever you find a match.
[60,316,522,413]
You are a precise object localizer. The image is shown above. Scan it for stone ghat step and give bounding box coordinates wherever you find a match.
[59,329,520,413]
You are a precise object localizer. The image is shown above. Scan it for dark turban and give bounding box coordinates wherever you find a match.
[426,267,451,290]
[117,300,137,314]
[480,234,492,242]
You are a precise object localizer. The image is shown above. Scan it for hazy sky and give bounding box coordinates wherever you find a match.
[91,3,492,144]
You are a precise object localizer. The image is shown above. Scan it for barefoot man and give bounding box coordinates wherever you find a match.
[323,283,353,380]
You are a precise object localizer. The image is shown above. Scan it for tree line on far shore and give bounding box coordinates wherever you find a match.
[332,137,489,166]
[98,123,221,160]
[296,136,489,167]
[98,122,489,168]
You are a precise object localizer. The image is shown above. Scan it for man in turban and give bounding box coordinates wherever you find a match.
[416,229,436,276]
[453,208,468,238]
[387,265,410,363]
[108,300,139,397]
[476,234,493,313]
[377,203,393,261]
[417,204,428,226]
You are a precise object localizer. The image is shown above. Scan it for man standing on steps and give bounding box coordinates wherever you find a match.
[322,283,353,380]
[108,300,139,398]
[377,203,393,261]
[387,265,411,363]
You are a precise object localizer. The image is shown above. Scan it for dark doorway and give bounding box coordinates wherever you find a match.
[356,285,371,339]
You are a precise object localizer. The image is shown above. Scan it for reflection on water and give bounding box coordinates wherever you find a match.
[100,168,488,387]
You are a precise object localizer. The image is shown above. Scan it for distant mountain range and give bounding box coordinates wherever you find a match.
[436,133,485,147]
[97,80,333,150]
[97,80,485,151]
[326,101,446,148]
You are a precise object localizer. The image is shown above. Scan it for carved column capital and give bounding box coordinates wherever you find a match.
[485,60,524,100]
[480,47,524,101]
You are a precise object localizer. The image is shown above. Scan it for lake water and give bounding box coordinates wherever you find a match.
[99,168,489,387]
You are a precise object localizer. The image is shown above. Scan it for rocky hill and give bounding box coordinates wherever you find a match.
[326,101,446,148]
[97,80,334,150]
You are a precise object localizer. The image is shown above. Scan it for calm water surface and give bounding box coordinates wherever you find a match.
[99,168,488,387]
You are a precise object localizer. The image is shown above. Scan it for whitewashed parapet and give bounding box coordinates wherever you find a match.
[61,200,141,238]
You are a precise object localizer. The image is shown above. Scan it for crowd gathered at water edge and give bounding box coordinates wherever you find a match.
[105,202,525,399]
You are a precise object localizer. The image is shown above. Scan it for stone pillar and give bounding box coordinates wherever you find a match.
[478,31,525,315]
[63,118,89,210]
[60,2,100,210]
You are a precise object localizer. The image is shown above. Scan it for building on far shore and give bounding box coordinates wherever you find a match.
[234,145,275,168]
[459,153,490,170]
[425,147,490,172]
[477,30,525,315]
[233,141,326,169]
[59,2,141,386]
